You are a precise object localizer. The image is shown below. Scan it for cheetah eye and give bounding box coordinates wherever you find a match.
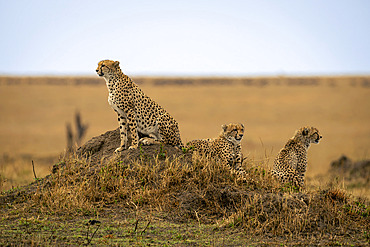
[302,129,309,136]
[101,64,105,68]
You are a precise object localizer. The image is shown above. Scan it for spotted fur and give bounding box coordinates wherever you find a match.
[96,60,183,152]
[272,126,322,188]
[186,123,246,176]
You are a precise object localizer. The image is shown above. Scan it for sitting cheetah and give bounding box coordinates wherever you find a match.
[96,60,183,152]
[186,123,246,176]
[271,126,322,188]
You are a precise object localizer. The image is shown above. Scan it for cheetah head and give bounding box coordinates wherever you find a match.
[296,126,322,146]
[96,60,120,77]
[221,123,245,144]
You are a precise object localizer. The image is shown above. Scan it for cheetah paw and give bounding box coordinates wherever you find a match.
[115,146,125,153]
[128,145,138,150]
[139,137,157,146]
[139,139,150,145]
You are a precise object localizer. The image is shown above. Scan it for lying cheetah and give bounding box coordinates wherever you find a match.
[96,60,183,152]
[186,123,246,176]
[272,126,322,188]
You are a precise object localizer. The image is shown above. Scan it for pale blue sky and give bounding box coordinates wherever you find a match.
[0,0,369,76]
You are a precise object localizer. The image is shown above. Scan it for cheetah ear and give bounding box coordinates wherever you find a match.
[113,61,120,68]
[302,128,309,136]
[221,124,227,131]
[240,123,244,129]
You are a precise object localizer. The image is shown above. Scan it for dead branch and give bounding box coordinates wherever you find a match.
[75,111,88,146]
[133,219,139,233]
[31,160,37,180]
[66,123,73,151]
[140,219,151,235]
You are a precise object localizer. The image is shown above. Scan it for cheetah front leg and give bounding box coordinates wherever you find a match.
[225,153,246,177]
[115,113,128,153]
[224,152,237,172]
[126,108,139,150]
[273,168,303,189]
[296,155,308,179]
[234,149,247,177]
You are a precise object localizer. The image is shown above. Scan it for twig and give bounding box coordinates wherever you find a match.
[194,210,201,227]
[133,219,139,233]
[31,160,37,180]
[86,225,89,243]
[85,219,101,245]
[89,223,101,243]
[140,219,151,235]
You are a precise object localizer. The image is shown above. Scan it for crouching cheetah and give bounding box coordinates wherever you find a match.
[96,60,183,152]
[186,123,246,176]
[272,126,322,188]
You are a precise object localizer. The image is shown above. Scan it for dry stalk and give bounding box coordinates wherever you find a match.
[31,160,37,180]
[140,219,151,235]
[133,219,139,233]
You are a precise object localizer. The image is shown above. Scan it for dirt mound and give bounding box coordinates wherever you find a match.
[75,128,190,165]
[76,128,120,163]
[1,128,191,205]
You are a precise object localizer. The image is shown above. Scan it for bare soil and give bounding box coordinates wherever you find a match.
[75,128,190,165]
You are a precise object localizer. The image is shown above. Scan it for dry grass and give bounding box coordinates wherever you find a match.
[0,154,56,191]
[2,146,367,245]
[0,75,369,197]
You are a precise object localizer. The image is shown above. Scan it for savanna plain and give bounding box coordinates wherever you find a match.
[0,76,369,246]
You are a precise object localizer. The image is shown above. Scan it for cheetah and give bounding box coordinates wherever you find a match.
[271,126,322,188]
[186,123,246,176]
[96,59,183,152]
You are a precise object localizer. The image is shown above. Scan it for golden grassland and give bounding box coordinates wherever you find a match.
[0,76,369,193]
[0,143,369,245]
[0,75,369,245]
